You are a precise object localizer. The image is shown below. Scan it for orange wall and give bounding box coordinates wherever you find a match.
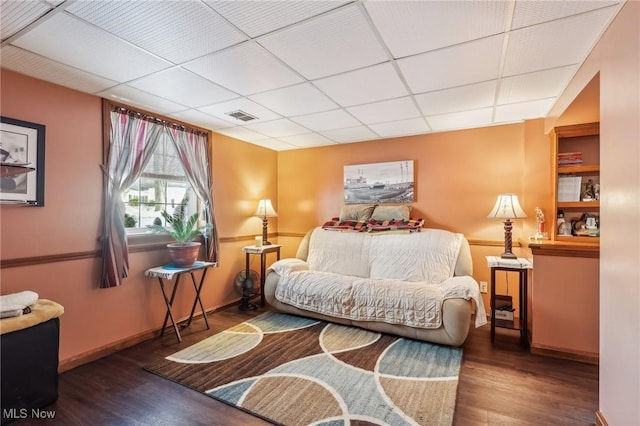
[278,123,529,237]
[1,72,103,258]
[0,69,277,367]
[212,132,278,240]
[555,74,600,127]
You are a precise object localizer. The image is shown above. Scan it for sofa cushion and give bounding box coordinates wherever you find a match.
[368,229,462,283]
[273,270,486,329]
[307,227,462,284]
[307,229,370,278]
[274,270,442,328]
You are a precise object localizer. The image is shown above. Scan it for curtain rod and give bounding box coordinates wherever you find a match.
[111,106,208,137]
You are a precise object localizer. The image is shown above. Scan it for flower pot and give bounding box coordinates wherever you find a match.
[167,242,201,268]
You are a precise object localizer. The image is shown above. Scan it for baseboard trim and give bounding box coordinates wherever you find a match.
[58,301,239,373]
[595,410,608,426]
[59,328,157,373]
[530,343,599,365]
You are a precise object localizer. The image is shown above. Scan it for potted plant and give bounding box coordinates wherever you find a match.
[148,195,211,267]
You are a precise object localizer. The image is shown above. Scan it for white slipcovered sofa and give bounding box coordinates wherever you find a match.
[265,227,487,346]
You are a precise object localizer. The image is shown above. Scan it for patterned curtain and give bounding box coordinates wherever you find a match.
[101,109,163,288]
[167,127,219,264]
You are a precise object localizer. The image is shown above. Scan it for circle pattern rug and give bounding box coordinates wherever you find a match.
[145,312,462,426]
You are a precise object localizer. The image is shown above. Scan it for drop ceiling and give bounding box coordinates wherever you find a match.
[0,0,623,151]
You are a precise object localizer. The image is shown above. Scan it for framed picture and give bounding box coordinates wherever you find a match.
[344,160,414,204]
[0,116,45,206]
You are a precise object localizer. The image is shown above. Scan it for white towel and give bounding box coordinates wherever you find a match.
[0,309,25,319]
[0,290,39,313]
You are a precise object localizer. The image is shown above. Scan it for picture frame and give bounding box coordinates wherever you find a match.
[0,116,46,206]
[344,160,414,204]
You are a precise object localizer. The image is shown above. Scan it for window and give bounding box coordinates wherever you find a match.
[101,99,218,288]
[122,136,197,231]
[101,99,210,241]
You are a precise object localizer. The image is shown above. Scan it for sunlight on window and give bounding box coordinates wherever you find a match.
[122,137,196,231]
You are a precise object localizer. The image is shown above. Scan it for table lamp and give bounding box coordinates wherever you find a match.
[254,199,278,245]
[487,194,527,259]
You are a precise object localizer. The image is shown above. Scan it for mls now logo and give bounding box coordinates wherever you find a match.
[3,408,56,420]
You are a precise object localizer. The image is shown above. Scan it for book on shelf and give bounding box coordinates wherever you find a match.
[486,256,533,269]
[557,175,582,201]
[558,152,583,165]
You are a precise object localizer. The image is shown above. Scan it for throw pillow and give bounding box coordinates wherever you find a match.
[339,204,376,221]
[370,205,411,221]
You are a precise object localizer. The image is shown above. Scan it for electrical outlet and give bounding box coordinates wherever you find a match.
[480,281,488,293]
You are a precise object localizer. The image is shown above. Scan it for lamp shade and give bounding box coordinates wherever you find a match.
[487,194,527,219]
[254,199,278,218]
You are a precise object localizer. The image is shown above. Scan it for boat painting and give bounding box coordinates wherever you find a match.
[344,160,414,204]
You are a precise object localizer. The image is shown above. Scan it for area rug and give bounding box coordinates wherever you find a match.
[145,312,462,426]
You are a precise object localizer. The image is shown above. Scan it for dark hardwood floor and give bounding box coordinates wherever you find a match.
[11,306,598,425]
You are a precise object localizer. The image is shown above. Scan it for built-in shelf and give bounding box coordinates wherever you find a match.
[558,164,600,174]
[528,241,599,258]
[556,235,600,244]
[551,123,600,244]
[557,201,600,209]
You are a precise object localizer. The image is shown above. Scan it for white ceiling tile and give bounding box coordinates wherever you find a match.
[415,81,497,116]
[260,4,388,79]
[169,110,236,131]
[426,108,494,132]
[321,125,379,143]
[12,13,171,82]
[498,66,578,104]
[347,97,420,124]
[314,63,408,107]
[249,83,337,117]
[183,42,304,95]
[198,98,282,124]
[247,138,298,151]
[67,1,246,64]
[0,46,118,94]
[209,1,349,38]
[0,0,52,40]
[279,133,337,148]
[368,118,430,138]
[365,1,509,58]
[0,0,619,151]
[245,119,309,138]
[291,109,360,132]
[128,68,238,108]
[511,1,620,30]
[494,98,557,123]
[398,35,504,93]
[504,8,618,76]
[97,85,186,115]
[215,126,270,142]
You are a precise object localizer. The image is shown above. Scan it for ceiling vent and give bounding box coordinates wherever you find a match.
[225,110,258,122]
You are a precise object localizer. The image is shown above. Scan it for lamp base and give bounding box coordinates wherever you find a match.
[501,219,517,260]
[261,218,272,246]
